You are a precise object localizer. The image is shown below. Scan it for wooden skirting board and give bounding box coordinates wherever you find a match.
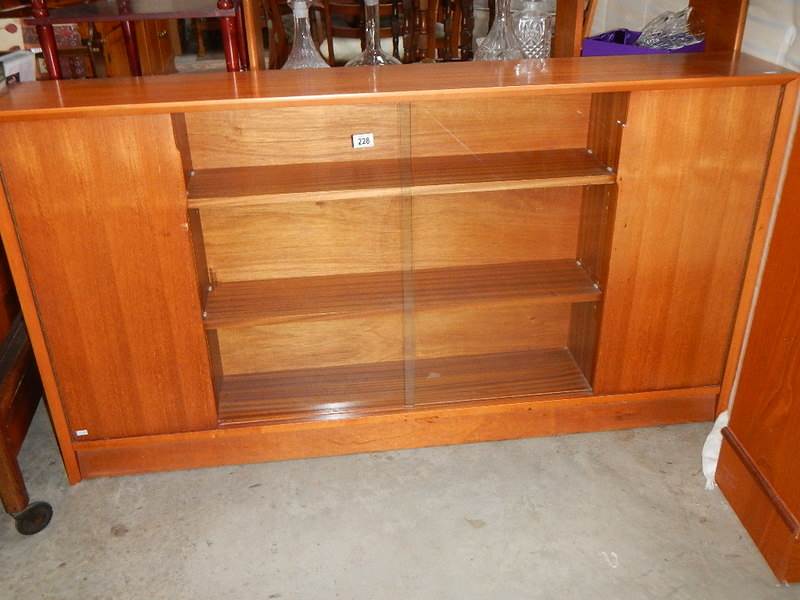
[72,386,717,480]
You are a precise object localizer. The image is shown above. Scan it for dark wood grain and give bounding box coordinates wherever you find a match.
[26,0,237,24]
[0,317,41,514]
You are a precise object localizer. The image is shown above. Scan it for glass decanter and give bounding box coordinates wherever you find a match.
[345,0,401,67]
[515,0,554,59]
[282,0,330,70]
[475,0,523,61]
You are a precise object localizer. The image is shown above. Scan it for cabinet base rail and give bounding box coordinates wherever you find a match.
[72,386,718,480]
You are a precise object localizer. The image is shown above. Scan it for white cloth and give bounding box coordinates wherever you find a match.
[702,410,730,491]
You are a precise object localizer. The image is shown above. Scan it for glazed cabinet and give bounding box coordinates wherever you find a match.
[0,54,795,481]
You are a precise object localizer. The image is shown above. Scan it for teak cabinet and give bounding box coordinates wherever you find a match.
[0,54,796,483]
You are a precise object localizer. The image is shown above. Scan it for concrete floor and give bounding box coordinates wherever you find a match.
[1,410,798,600]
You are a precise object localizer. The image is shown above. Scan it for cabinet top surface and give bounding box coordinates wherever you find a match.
[0,53,794,121]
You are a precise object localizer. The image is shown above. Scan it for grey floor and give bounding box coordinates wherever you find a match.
[1,409,798,600]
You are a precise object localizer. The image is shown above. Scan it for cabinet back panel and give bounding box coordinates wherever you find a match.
[410,95,591,157]
[594,85,782,393]
[416,301,571,359]
[201,198,403,282]
[217,313,404,374]
[185,104,405,169]
[413,188,582,269]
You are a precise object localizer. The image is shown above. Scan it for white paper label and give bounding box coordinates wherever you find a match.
[351,133,375,149]
[75,429,89,437]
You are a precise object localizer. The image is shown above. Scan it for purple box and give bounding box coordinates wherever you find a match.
[581,29,705,57]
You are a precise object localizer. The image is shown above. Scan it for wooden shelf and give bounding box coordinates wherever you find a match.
[204,259,601,328]
[218,361,406,423]
[218,347,590,423]
[187,148,615,208]
[415,348,590,406]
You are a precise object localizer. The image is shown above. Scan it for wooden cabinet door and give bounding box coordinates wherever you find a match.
[0,115,217,440]
[593,85,782,394]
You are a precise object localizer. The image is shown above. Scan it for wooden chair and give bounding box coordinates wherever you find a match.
[320,0,405,65]
[263,0,291,68]
[411,0,467,61]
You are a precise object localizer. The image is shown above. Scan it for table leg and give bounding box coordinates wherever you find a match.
[121,21,143,76]
[218,0,242,72]
[31,0,62,80]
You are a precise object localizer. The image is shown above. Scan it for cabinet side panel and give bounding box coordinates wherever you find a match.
[0,115,217,440]
[726,132,800,519]
[594,86,781,393]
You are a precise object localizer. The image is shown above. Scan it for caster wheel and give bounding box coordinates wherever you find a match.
[14,501,53,535]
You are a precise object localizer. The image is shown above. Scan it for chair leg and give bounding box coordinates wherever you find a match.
[196,19,207,57]
[460,0,473,60]
[219,0,243,71]
[236,3,251,69]
[31,1,62,80]
[0,430,28,516]
[121,21,143,76]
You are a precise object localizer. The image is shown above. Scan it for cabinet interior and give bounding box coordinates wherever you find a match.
[177,92,629,424]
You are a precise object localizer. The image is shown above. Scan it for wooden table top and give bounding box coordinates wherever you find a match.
[0,53,794,121]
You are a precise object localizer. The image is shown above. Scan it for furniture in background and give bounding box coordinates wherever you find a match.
[26,0,248,79]
[321,0,402,65]
[0,244,49,535]
[716,126,800,584]
[550,0,749,58]
[0,54,794,485]
[95,19,176,76]
[263,0,291,68]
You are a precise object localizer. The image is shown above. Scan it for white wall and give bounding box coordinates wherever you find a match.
[590,0,799,68]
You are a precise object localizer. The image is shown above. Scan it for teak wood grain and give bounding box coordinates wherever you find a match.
[187,150,615,208]
[412,188,582,269]
[415,302,571,359]
[0,170,80,482]
[216,312,404,374]
[409,96,591,157]
[204,259,600,328]
[689,0,748,53]
[217,347,590,422]
[0,54,793,121]
[716,80,800,415]
[201,198,404,282]
[74,386,719,478]
[717,130,800,583]
[0,56,793,484]
[185,104,406,169]
[0,115,217,441]
[593,85,781,393]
